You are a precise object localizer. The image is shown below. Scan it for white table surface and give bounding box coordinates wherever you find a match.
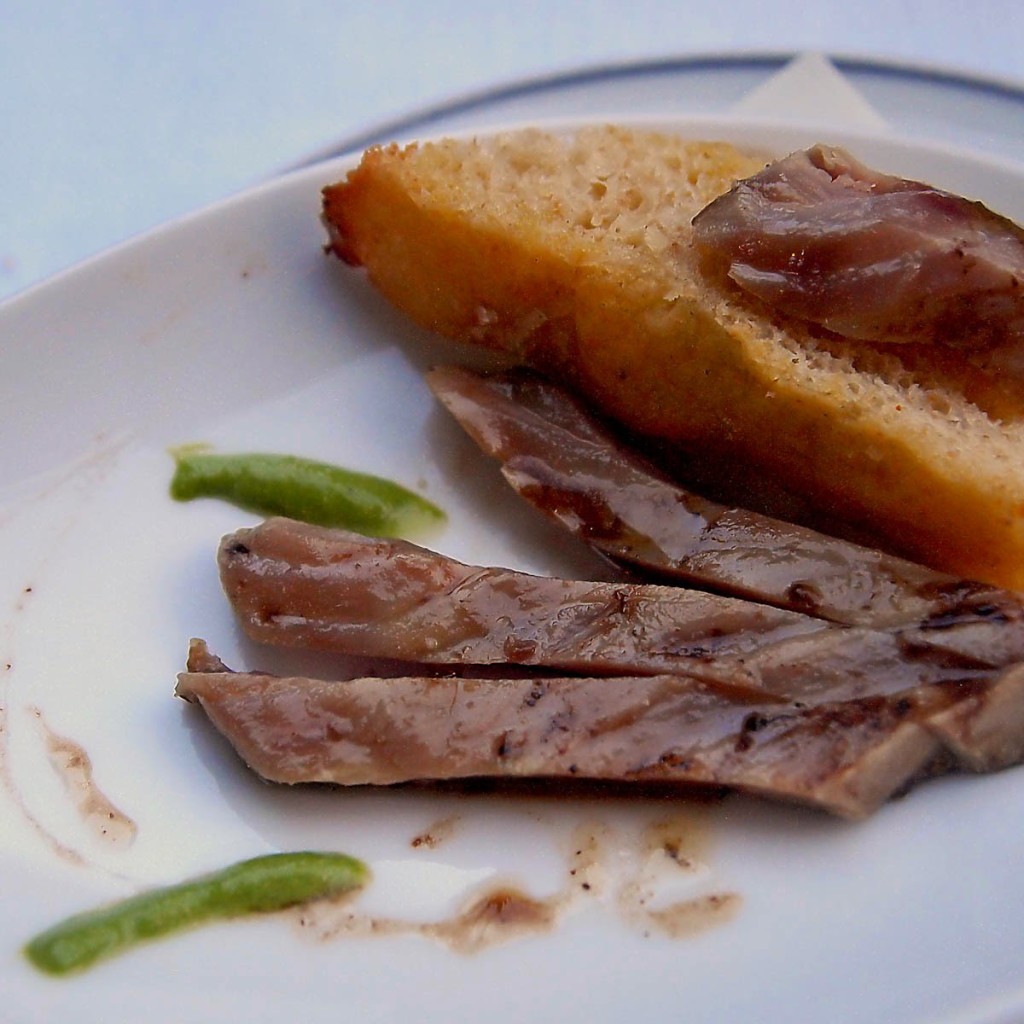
[2,0,1022,304]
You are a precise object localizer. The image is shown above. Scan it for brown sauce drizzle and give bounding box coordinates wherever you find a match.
[643,892,742,938]
[296,813,738,953]
[645,814,712,869]
[0,434,132,868]
[295,823,603,953]
[34,709,137,849]
[428,887,558,954]
[616,812,741,937]
[410,814,459,850]
[0,578,87,865]
[0,704,86,866]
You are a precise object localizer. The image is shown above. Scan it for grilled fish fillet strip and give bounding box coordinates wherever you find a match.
[218,517,829,683]
[219,518,1024,703]
[176,640,1024,819]
[428,365,1024,632]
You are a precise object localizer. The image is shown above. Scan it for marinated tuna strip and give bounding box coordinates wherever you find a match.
[219,518,1007,703]
[176,640,1024,819]
[427,365,1024,632]
[690,145,1024,355]
[219,517,830,682]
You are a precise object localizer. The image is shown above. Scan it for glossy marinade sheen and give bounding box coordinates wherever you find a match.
[217,518,1022,706]
[176,640,1024,819]
[427,365,1024,632]
[691,144,1024,358]
[218,516,831,684]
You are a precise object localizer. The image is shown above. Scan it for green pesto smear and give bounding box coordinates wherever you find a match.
[24,851,369,976]
[169,446,445,538]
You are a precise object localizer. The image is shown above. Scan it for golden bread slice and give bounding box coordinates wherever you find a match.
[322,125,1024,589]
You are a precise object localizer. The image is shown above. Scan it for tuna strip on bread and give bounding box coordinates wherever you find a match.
[691,144,1024,356]
[217,519,1023,704]
[176,640,1024,818]
[322,127,1024,588]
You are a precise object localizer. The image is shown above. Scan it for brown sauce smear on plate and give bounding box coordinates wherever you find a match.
[0,704,86,866]
[410,814,460,850]
[296,811,739,953]
[33,708,137,849]
[295,823,604,953]
[643,892,742,938]
[428,886,559,954]
[616,812,741,938]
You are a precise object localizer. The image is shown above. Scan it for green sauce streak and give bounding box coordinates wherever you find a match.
[24,851,369,976]
[169,447,445,537]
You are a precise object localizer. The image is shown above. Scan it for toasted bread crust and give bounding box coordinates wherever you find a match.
[322,126,1024,588]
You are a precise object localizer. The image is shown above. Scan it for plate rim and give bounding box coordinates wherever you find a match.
[5,50,1023,311]
[5,106,1024,325]
[287,48,1024,169]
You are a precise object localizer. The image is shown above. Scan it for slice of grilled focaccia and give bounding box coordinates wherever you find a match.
[322,124,1024,589]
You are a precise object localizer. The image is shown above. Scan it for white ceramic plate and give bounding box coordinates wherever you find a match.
[3,115,1024,1024]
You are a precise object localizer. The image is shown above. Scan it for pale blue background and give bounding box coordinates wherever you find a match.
[2,0,1022,302]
